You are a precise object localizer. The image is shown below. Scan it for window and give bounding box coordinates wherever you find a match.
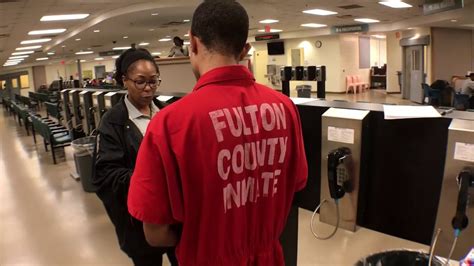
[20,75,30,89]
[412,50,420,71]
[12,79,18,88]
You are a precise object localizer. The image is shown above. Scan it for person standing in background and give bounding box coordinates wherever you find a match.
[94,48,177,266]
[168,36,188,57]
[128,1,308,265]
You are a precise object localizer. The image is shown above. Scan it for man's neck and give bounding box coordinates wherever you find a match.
[198,53,240,77]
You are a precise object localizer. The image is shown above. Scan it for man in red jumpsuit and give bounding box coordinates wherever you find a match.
[128,1,308,265]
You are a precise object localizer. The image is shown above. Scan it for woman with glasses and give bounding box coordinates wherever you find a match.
[94,48,177,266]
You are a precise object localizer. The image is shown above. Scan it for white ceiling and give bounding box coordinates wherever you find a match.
[1,0,474,70]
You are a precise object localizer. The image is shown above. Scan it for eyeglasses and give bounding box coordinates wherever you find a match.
[125,77,161,90]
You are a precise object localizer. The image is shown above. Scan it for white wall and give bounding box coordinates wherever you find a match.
[386,31,402,93]
[370,38,387,67]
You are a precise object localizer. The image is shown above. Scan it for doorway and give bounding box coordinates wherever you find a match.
[254,50,268,85]
[403,45,424,103]
[94,65,106,79]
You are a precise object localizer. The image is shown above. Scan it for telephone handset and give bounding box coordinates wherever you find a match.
[452,167,473,231]
[327,147,353,200]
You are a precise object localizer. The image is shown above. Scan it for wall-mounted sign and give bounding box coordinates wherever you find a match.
[255,33,280,41]
[331,24,369,34]
[99,50,123,56]
[423,0,464,15]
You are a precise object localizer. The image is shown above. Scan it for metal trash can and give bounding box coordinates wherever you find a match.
[296,85,312,98]
[72,136,97,192]
[356,250,443,266]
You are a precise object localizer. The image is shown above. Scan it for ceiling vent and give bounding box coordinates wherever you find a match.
[162,21,186,27]
[338,4,364,9]
[0,0,20,3]
[0,33,10,39]
[337,15,355,19]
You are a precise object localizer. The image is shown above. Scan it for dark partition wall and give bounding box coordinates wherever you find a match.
[294,102,453,245]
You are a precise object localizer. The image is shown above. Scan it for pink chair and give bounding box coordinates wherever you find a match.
[346,75,358,94]
[354,75,369,91]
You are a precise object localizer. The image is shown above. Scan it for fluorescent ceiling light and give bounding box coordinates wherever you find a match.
[94,57,104,61]
[462,24,474,27]
[184,33,189,37]
[9,55,29,59]
[80,60,86,62]
[75,51,94,55]
[47,52,55,55]
[372,34,386,39]
[159,38,172,42]
[301,23,327,28]
[259,19,279,24]
[183,19,190,22]
[149,29,155,31]
[21,38,51,44]
[28,29,67,35]
[7,59,24,62]
[303,9,337,16]
[451,19,457,22]
[62,45,66,48]
[4,63,19,66]
[93,29,100,33]
[184,41,190,45]
[354,18,380,23]
[152,52,162,56]
[12,51,35,55]
[75,38,81,41]
[378,1,412,8]
[40,14,89,21]
[16,45,42,50]
[113,46,131,50]
[123,36,128,39]
[139,42,149,46]
[36,57,49,61]
[258,29,282,33]
[112,55,120,59]
[151,13,159,16]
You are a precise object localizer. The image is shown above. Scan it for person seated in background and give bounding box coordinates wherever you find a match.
[94,47,178,266]
[168,36,188,57]
[461,72,474,97]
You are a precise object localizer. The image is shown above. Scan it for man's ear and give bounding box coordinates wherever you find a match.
[239,43,252,61]
[190,32,199,56]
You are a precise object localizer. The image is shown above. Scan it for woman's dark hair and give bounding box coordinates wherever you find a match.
[191,0,249,58]
[114,48,159,87]
[173,36,184,47]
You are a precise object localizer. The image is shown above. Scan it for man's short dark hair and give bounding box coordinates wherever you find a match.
[191,0,249,58]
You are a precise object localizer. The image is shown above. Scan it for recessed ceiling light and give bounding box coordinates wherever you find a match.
[9,55,29,59]
[451,19,457,22]
[139,42,150,46]
[113,46,131,50]
[259,19,279,24]
[152,52,162,56]
[183,19,190,22]
[151,13,159,16]
[80,59,86,62]
[28,29,67,35]
[301,23,327,28]
[94,57,104,61]
[16,45,42,51]
[257,29,283,33]
[149,29,155,31]
[371,34,386,39]
[40,14,89,21]
[407,27,414,30]
[159,38,172,42]
[75,38,81,41]
[47,52,55,55]
[123,36,128,39]
[184,41,190,45]
[21,38,51,44]
[36,57,49,61]
[93,29,100,33]
[354,18,380,23]
[75,51,94,55]
[12,51,35,55]
[303,9,338,16]
[378,1,412,8]
[184,33,189,37]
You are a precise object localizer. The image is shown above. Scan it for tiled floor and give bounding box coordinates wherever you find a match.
[1,91,450,266]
